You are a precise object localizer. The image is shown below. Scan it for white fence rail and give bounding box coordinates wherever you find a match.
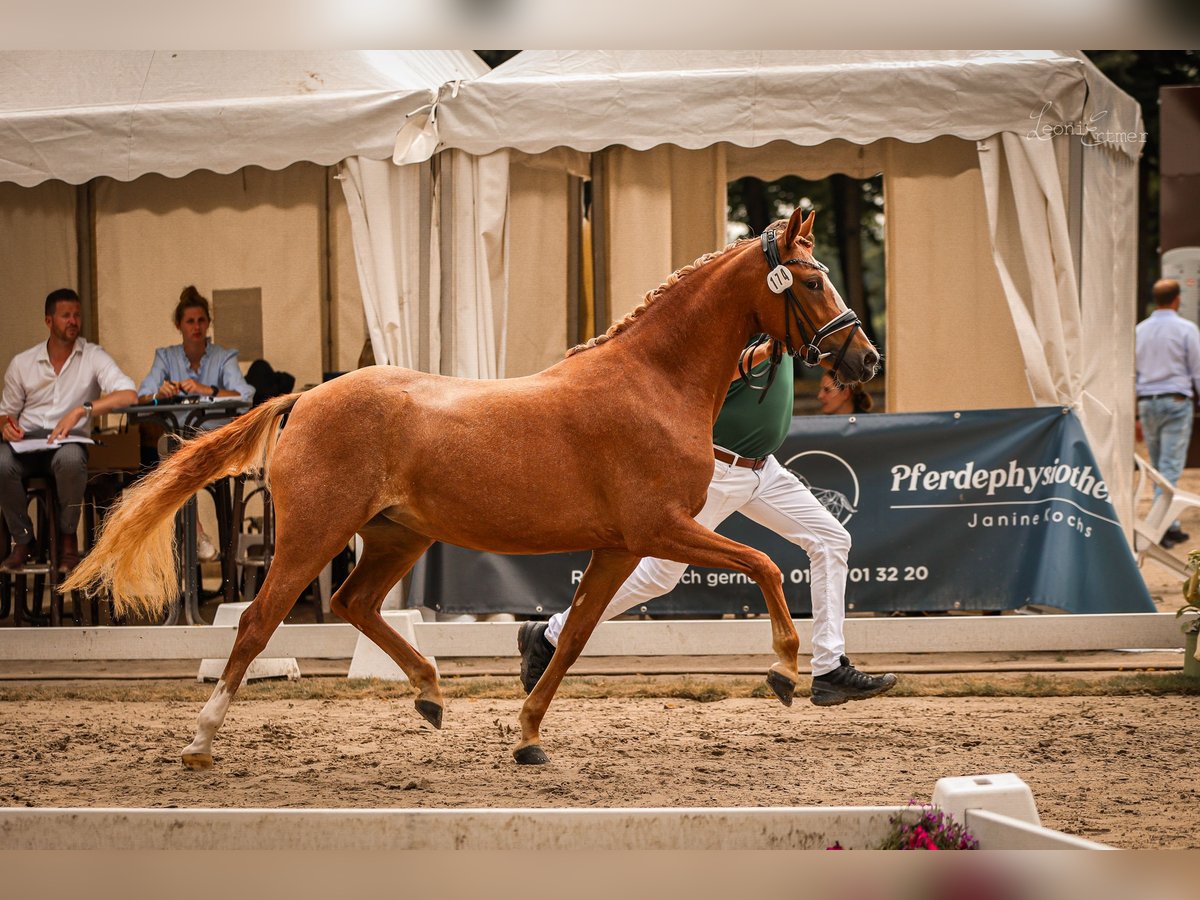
[0,613,1184,662]
[0,805,1111,850]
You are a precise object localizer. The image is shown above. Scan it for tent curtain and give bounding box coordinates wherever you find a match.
[340,152,510,379]
[339,156,429,370]
[1079,144,1139,532]
[439,149,510,379]
[978,133,1135,528]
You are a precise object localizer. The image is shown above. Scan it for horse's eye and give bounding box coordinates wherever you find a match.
[805,279,822,291]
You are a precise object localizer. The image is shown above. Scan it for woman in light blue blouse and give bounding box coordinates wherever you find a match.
[137,286,255,561]
[137,285,255,409]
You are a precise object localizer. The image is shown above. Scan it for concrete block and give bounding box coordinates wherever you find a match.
[932,773,1040,826]
[347,609,436,681]
[197,601,301,682]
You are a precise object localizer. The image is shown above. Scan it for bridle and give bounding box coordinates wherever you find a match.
[738,228,864,400]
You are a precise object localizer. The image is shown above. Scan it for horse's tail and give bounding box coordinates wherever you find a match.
[61,393,301,619]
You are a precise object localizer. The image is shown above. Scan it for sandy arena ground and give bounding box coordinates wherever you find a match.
[0,460,1198,850]
[0,687,1197,849]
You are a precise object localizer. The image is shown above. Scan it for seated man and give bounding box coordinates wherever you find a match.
[0,288,137,572]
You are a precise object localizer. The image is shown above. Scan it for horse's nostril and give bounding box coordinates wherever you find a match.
[863,351,879,371]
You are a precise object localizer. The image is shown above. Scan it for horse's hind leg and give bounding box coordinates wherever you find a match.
[180,522,356,771]
[515,549,640,765]
[328,523,442,726]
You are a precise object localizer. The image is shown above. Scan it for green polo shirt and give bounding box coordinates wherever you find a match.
[711,347,794,459]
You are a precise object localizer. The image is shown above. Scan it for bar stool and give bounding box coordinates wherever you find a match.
[0,477,83,627]
[233,480,330,621]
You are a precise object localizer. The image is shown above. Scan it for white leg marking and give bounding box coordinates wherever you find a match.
[182,680,233,758]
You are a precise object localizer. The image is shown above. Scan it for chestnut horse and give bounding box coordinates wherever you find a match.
[65,208,878,767]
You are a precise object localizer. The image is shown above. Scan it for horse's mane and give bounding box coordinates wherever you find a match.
[566,220,813,358]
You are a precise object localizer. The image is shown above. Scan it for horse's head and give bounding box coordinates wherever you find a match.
[749,207,879,383]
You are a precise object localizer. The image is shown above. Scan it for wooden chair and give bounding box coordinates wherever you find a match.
[1132,454,1200,577]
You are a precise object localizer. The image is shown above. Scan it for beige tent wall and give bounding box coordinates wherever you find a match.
[600,146,673,322]
[0,181,77,368]
[599,145,726,324]
[669,145,727,269]
[506,161,569,377]
[94,163,327,390]
[327,168,367,373]
[884,137,1030,412]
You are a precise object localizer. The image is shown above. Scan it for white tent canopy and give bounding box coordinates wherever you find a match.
[394,49,1145,532]
[0,50,503,394]
[0,50,486,187]
[395,50,1141,163]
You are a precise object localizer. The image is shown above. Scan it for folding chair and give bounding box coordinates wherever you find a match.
[1132,454,1200,577]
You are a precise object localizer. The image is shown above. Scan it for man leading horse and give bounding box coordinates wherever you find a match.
[518,331,897,707]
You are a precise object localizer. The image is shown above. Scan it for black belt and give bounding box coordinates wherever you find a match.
[714,447,768,471]
[1138,393,1189,401]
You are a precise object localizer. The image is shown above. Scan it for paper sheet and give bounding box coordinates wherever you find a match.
[8,435,95,454]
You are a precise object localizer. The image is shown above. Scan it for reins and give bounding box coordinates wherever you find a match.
[740,229,863,401]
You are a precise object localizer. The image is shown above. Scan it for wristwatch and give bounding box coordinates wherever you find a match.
[82,401,93,418]
[210,384,219,398]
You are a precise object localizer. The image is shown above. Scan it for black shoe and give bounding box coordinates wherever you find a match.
[1162,528,1190,549]
[517,621,555,694]
[2,541,33,571]
[810,655,898,706]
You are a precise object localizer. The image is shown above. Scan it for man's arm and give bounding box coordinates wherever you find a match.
[48,389,137,442]
[0,358,27,442]
[48,346,137,441]
[1187,325,1200,401]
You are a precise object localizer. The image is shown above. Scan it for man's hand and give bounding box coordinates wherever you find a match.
[48,407,86,443]
[177,378,207,395]
[730,342,775,383]
[2,416,24,442]
[156,380,181,400]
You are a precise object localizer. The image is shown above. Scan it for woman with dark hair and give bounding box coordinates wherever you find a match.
[137,286,255,407]
[817,369,873,415]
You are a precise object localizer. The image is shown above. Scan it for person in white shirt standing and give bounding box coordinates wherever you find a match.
[1135,278,1200,549]
[0,288,137,571]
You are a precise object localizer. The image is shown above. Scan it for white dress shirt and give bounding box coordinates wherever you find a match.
[0,338,136,436]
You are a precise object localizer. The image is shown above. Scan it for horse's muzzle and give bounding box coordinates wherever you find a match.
[841,347,880,382]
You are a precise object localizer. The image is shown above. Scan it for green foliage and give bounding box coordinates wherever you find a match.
[1084,51,1200,314]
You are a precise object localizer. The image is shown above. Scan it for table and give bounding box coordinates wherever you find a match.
[113,399,249,625]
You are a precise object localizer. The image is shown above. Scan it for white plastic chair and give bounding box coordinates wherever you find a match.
[1132,454,1200,576]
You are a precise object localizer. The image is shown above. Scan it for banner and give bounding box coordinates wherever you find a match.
[409,407,1155,616]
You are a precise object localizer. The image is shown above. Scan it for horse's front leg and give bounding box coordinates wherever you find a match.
[514,549,640,765]
[639,520,802,704]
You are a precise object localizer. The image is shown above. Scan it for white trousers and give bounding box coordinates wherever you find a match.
[545,453,850,675]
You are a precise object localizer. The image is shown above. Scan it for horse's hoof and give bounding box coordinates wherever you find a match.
[181,752,213,771]
[513,744,550,765]
[415,699,444,730]
[766,669,796,707]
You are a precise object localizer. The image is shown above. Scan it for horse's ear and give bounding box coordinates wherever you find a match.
[784,208,816,246]
[800,210,816,240]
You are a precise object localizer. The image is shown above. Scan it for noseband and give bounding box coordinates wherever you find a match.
[739,230,864,400]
